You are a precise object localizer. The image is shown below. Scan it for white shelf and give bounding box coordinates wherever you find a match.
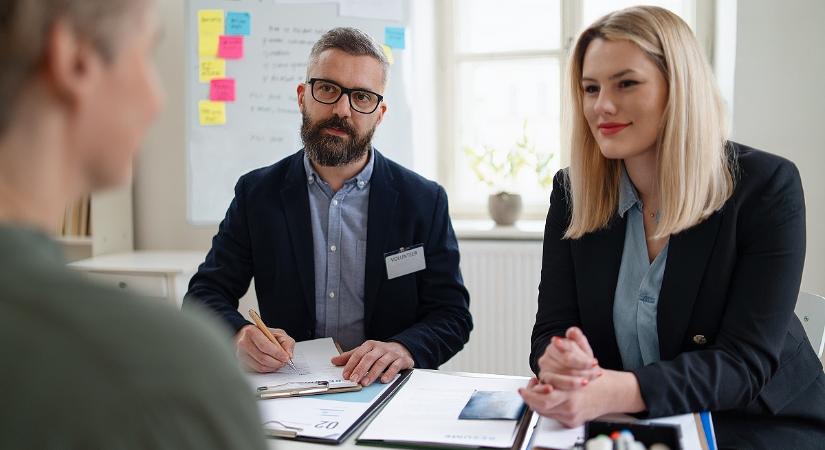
[58,186,133,262]
[56,236,93,246]
[69,251,206,275]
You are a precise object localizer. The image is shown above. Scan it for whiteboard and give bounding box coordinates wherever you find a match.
[186,0,412,224]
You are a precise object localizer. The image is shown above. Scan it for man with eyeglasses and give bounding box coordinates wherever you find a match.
[185,27,472,386]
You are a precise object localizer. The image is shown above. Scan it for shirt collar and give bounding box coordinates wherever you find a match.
[617,162,642,218]
[302,148,375,190]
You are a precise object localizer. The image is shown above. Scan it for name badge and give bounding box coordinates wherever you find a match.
[384,244,426,280]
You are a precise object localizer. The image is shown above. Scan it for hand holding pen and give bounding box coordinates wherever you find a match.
[234,308,298,373]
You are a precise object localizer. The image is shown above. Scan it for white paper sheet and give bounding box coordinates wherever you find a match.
[533,412,705,450]
[359,370,531,448]
[246,337,346,389]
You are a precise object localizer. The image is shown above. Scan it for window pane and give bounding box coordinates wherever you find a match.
[455,58,561,209]
[456,0,561,53]
[582,0,693,31]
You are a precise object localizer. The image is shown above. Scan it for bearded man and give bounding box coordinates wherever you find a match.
[184,27,472,386]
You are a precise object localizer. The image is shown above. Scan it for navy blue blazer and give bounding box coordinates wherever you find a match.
[531,143,825,447]
[184,150,472,369]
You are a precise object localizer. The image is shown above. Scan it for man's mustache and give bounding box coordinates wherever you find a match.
[314,116,356,138]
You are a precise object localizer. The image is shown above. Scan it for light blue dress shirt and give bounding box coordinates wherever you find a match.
[613,164,669,370]
[303,150,374,351]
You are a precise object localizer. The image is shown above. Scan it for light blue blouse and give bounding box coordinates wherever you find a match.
[612,164,669,370]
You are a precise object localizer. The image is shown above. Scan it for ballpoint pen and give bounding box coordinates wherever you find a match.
[249,309,298,371]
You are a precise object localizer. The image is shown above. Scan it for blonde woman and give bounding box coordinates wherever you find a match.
[519,6,825,448]
[0,0,265,448]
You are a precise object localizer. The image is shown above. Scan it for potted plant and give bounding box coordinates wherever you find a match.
[464,120,555,226]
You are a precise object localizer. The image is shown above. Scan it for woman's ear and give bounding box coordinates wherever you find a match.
[40,18,103,110]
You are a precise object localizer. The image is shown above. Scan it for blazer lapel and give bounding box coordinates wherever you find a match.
[364,151,398,325]
[657,211,723,359]
[279,153,316,319]
[576,217,627,370]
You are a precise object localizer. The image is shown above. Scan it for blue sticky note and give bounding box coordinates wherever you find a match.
[384,26,405,49]
[226,11,251,36]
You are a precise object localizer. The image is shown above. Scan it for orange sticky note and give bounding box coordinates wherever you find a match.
[199,100,226,126]
[209,78,236,102]
[218,35,244,59]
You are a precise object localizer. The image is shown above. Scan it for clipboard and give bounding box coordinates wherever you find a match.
[262,369,413,444]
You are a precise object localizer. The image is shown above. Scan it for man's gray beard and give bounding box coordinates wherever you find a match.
[300,114,375,167]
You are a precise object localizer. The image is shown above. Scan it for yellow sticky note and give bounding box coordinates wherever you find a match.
[381,44,395,65]
[198,10,224,56]
[198,10,224,35]
[199,34,220,57]
[199,100,226,126]
[199,58,226,83]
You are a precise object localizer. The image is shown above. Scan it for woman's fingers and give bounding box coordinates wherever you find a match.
[566,327,594,358]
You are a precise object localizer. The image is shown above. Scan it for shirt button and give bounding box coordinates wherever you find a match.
[357,181,366,188]
[332,199,339,206]
[307,176,314,184]
[693,335,707,345]
[330,245,337,252]
[329,291,335,299]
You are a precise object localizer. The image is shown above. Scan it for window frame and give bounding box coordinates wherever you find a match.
[437,0,715,221]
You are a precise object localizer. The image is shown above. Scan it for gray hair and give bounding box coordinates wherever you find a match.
[307,27,390,86]
[0,0,148,134]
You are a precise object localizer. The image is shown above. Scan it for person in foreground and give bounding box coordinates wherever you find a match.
[0,1,266,448]
[184,27,472,385]
[519,6,825,449]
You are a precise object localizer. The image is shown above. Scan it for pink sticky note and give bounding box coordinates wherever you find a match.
[217,35,243,59]
[209,78,236,102]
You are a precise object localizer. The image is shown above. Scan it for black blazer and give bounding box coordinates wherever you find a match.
[531,143,825,442]
[184,150,472,369]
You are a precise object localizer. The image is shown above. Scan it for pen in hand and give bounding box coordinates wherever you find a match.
[248,309,298,372]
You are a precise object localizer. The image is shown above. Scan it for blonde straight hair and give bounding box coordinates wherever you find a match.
[563,6,733,239]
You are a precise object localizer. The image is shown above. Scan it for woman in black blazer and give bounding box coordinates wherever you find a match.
[518,6,825,449]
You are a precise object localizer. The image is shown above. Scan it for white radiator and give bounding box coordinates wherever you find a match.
[440,240,544,376]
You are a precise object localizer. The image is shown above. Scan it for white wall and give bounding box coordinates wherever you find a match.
[730,0,825,296]
[136,0,825,301]
[136,0,215,250]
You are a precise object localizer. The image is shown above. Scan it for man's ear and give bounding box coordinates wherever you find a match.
[375,102,388,127]
[41,18,101,109]
[297,83,306,109]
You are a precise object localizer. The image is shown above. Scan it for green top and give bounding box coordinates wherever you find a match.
[0,224,267,450]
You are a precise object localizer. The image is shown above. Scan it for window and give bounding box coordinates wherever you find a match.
[438,0,709,220]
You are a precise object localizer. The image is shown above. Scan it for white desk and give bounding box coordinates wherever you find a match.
[68,251,206,307]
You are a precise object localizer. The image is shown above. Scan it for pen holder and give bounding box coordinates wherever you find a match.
[584,420,682,450]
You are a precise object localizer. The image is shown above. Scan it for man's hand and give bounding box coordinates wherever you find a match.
[235,324,296,373]
[537,327,602,390]
[331,340,414,386]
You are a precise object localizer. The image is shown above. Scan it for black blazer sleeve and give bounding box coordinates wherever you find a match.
[388,186,473,369]
[633,159,806,416]
[183,176,254,334]
[530,171,581,373]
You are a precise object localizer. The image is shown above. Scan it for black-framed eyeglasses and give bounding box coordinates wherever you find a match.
[306,78,384,114]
